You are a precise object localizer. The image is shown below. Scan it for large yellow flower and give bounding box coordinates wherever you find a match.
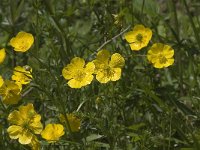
[93,49,125,83]
[0,48,6,64]
[147,43,174,68]
[124,24,152,51]
[62,57,95,88]
[59,113,81,132]
[10,31,34,52]
[12,65,33,86]
[41,124,64,142]
[0,80,21,105]
[7,103,43,145]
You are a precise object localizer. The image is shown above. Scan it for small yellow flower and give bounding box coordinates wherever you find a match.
[124,24,152,51]
[7,103,43,145]
[93,49,125,83]
[147,43,174,68]
[10,31,34,52]
[60,113,81,132]
[62,57,95,88]
[0,80,21,105]
[12,65,33,85]
[41,124,64,142]
[0,48,6,64]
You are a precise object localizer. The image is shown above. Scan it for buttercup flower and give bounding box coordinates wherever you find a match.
[7,103,43,144]
[0,48,6,64]
[60,113,81,132]
[0,80,21,105]
[93,49,125,83]
[41,124,64,142]
[12,66,33,86]
[147,43,174,68]
[124,24,152,51]
[10,31,34,52]
[62,57,95,88]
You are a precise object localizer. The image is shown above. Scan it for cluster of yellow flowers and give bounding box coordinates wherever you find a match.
[0,32,34,105]
[62,24,174,89]
[7,103,80,149]
[0,24,175,149]
[0,31,81,150]
[124,24,175,68]
[62,49,125,88]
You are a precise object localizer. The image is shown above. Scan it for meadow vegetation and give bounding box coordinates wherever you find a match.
[0,0,200,149]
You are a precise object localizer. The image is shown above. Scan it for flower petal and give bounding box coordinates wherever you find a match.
[110,68,121,81]
[68,79,82,88]
[18,130,33,144]
[109,53,125,68]
[7,125,22,139]
[96,71,110,83]
[0,48,6,64]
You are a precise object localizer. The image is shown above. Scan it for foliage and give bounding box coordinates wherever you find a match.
[0,0,200,149]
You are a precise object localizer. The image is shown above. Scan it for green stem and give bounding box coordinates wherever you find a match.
[183,0,200,49]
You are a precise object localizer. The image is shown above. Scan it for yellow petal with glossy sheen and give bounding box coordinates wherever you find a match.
[153,62,165,68]
[96,71,110,83]
[96,49,110,65]
[110,68,121,81]
[41,124,64,142]
[124,31,136,43]
[7,125,22,139]
[68,79,82,88]
[12,66,32,85]
[85,62,95,74]
[129,43,142,51]
[62,64,74,80]
[145,28,153,41]
[70,57,85,69]
[109,53,125,68]
[133,24,145,31]
[8,110,24,125]
[81,74,94,86]
[164,58,174,67]
[18,130,33,144]
[0,76,4,87]
[163,45,174,58]
[0,48,6,64]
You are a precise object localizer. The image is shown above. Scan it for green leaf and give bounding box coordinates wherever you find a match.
[86,134,104,142]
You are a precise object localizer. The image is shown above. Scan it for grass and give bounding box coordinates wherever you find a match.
[0,0,200,149]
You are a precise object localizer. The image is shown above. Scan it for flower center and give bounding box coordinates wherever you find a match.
[105,66,114,77]
[136,34,143,42]
[159,54,167,64]
[74,70,86,81]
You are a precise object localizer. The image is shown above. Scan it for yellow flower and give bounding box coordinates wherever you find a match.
[0,48,6,64]
[7,103,43,145]
[93,49,125,83]
[10,31,34,52]
[124,24,152,51]
[147,43,174,68]
[0,80,21,105]
[12,65,33,85]
[0,75,4,87]
[62,57,95,88]
[41,124,64,142]
[59,113,81,132]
